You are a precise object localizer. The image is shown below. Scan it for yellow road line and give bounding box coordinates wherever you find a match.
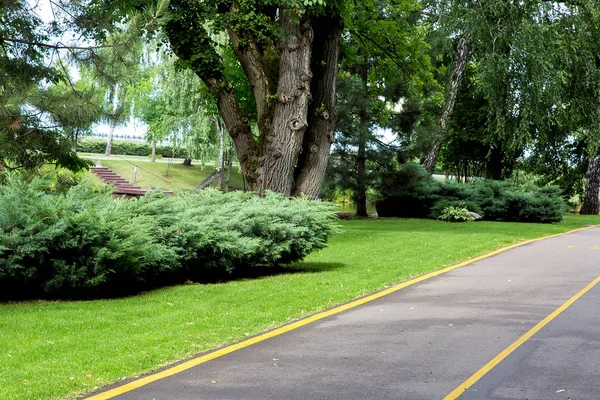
[443,274,600,400]
[86,224,600,400]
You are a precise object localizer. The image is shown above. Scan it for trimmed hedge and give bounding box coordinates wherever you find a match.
[376,164,567,223]
[0,176,338,300]
[77,139,188,159]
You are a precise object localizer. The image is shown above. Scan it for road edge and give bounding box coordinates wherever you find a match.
[84,223,600,400]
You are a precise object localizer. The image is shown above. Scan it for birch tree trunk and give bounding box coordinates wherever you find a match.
[150,141,156,162]
[225,147,233,192]
[217,119,226,189]
[423,36,470,173]
[105,83,120,157]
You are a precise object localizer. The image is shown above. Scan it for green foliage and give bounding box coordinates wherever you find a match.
[0,176,177,300]
[329,0,438,215]
[376,163,440,218]
[0,176,338,300]
[133,51,222,162]
[376,164,566,223]
[4,216,600,400]
[438,204,473,222]
[429,198,482,219]
[77,139,189,158]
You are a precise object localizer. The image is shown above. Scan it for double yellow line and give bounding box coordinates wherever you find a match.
[86,225,600,400]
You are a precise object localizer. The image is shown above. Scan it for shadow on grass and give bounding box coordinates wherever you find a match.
[204,262,347,283]
[0,263,348,303]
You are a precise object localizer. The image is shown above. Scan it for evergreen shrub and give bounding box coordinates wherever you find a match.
[0,177,338,300]
[376,164,566,223]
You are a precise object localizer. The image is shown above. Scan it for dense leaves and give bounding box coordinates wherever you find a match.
[376,164,567,223]
[0,1,103,171]
[0,176,338,300]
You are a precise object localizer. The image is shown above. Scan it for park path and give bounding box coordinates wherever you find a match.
[86,226,600,400]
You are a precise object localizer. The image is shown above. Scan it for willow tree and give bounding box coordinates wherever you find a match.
[162,0,344,198]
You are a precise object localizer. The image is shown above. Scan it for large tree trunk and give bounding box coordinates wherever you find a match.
[208,77,260,190]
[166,5,341,199]
[292,15,343,198]
[581,88,600,215]
[257,10,313,196]
[581,150,600,215]
[105,83,120,157]
[423,36,470,173]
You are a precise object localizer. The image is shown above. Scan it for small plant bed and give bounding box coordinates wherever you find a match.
[1,215,599,399]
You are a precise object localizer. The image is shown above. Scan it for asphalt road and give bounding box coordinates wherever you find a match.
[87,226,600,400]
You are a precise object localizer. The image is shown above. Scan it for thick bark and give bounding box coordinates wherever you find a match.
[227,27,274,151]
[104,83,120,157]
[292,16,343,199]
[165,11,260,190]
[166,4,342,198]
[258,9,313,196]
[206,77,260,190]
[183,158,192,166]
[423,36,470,173]
[581,88,600,215]
[150,141,156,162]
[581,150,600,215]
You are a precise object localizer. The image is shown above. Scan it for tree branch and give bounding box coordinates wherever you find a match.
[0,37,122,51]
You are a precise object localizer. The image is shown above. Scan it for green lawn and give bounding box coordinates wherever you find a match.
[95,159,244,191]
[1,215,600,400]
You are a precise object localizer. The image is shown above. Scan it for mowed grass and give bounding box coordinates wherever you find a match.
[1,215,600,400]
[96,159,244,191]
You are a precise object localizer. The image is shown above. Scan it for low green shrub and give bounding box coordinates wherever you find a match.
[376,164,566,223]
[0,177,338,300]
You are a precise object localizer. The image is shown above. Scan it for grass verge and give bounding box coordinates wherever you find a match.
[1,215,599,399]
[94,159,244,191]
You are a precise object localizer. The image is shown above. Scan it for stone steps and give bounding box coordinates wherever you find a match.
[90,166,175,197]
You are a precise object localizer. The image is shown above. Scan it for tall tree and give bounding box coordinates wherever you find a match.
[164,1,345,198]
[0,0,101,172]
[81,0,344,197]
[332,0,436,216]
[563,1,600,214]
[134,52,222,166]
